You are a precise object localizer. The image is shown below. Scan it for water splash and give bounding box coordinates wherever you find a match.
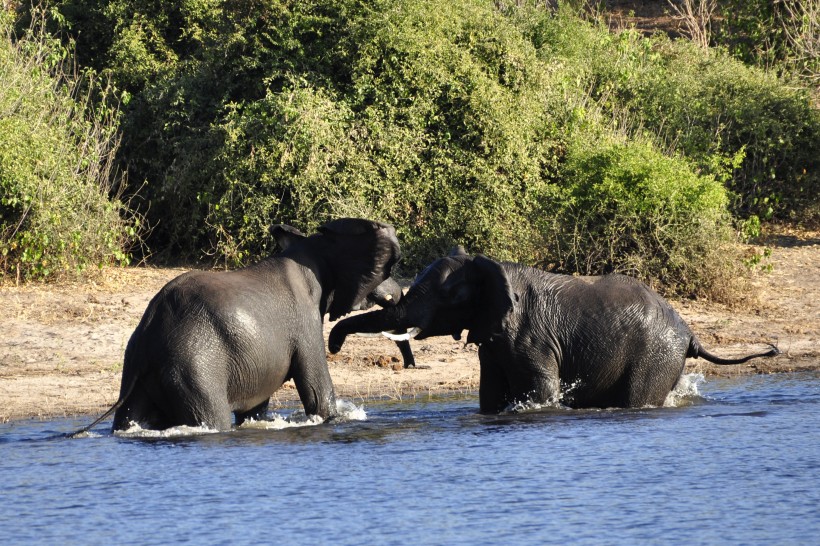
[504,395,565,413]
[239,413,324,430]
[501,375,705,412]
[239,399,367,430]
[111,400,368,437]
[69,430,103,439]
[664,373,705,407]
[335,399,368,421]
[114,423,221,439]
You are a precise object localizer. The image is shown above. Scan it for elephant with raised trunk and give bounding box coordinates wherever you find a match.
[74,218,400,434]
[329,249,778,412]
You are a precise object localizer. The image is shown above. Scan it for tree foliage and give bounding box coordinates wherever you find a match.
[15,0,819,299]
[0,10,139,280]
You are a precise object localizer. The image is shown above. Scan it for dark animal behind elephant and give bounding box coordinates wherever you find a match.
[329,249,778,412]
[73,218,401,435]
[349,277,416,369]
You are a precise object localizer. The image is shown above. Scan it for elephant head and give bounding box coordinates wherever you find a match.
[272,218,401,321]
[350,277,403,312]
[328,249,516,353]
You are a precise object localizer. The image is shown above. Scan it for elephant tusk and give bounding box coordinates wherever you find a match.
[381,327,421,341]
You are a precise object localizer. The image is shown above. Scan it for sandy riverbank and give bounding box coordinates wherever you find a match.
[1,230,818,422]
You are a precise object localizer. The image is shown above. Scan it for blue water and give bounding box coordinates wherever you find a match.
[1,372,818,545]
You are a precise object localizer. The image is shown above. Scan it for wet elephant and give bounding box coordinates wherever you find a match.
[329,249,778,412]
[75,218,401,433]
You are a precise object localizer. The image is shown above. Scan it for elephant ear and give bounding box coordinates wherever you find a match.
[456,255,515,345]
[271,224,306,251]
[319,218,401,321]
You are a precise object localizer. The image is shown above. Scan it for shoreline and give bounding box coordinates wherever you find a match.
[1,231,818,423]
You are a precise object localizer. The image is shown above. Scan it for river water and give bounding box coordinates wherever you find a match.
[1,371,818,545]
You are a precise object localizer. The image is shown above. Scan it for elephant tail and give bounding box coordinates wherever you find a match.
[65,373,138,439]
[687,337,780,365]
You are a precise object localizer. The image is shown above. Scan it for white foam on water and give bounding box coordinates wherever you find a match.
[664,373,705,407]
[237,399,368,430]
[500,379,587,413]
[504,396,565,413]
[109,400,367,436]
[501,374,705,412]
[114,422,221,439]
[239,413,324,430]
[335,399,368,421]
[69,430,103,439]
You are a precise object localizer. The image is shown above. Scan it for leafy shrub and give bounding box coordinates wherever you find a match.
[516,5,820,225]
[0,11,140,280]
[716,0,820,87]
[36,0,819,300]
[209,0,565,272]
[543,130,742,298]
[45,0,564,271]
[43,0,374,261]
[626,39,819,225]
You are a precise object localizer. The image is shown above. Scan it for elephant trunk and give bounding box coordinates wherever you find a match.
[328,306,412,354]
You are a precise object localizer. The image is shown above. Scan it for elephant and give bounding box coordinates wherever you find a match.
[328,248,779,412]
[349,277,416,369]
[73,218,400,435]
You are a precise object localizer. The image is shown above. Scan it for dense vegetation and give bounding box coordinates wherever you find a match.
[0,9,138,279]
[2,0,818,301]
[717,0,819,85]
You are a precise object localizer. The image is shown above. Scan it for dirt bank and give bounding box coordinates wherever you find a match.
[1,230,818,422]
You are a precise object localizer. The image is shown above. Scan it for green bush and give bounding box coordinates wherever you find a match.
[44,0,564,270]
[716,0,820,86]
[543,131,742,298]
[34,0,820,300]
[0,11,139,280]
[44,0,374,261]
[625,39,819,224]
[516,6,820,225]
[209,0,563,272]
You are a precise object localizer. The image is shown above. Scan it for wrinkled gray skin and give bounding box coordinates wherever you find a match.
[76,218,400,434]
[351,277,416,368]
[329,249,778,412]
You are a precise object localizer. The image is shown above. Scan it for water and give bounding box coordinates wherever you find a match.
[1,372,818,545]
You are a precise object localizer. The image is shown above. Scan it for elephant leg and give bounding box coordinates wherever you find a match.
[164,390,233,430]
[290,350,338,420]
[505,353,561,408]
[523,370,561,406]
[624,356,686,407]
[158,362,234,430]
[234,399,270,426]
[112,381,172,431]
[477,347,512,413]
[395,340,416,368]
